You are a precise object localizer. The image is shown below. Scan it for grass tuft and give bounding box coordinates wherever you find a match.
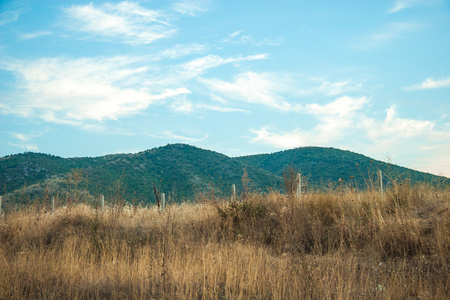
[0,183,448,299]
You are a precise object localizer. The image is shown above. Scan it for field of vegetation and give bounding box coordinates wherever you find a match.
[0,182,449,299]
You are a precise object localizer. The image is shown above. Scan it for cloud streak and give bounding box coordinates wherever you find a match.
[200,72,295,110]
[405,77,450,90]
[221,30,283,46]
[180,54,268,77]
[357,22,421,49]
[20,31,51,40]
[173,0,209,16]
[148,131,209,142]
[388,0,435,13]
[0,0,28,26]
[64,1,174,44]
[388,0,416,13]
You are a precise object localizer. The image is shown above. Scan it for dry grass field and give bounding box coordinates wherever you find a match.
[0,183,449,299]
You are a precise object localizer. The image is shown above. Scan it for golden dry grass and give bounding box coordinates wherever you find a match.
[0,183,449,299]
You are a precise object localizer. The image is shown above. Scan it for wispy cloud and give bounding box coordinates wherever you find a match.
[221,30,283,46]
[149,131,209,142]
[0,10,20,25]
[292,78,362,97]
[0,0,28,26]
[357,22,421,49]
[197,104,248,113]
[173,0,209,16]
[388,0,435,13]
[405,77,450,90]
[200,72,363,111]
[7,130,47,152]
[9,131,42,142]
[388,0,416,13]
[7,142,39,152]
[0,56,190,124]
[180,54,268,76]
[169,97,193,113]
[200,72,294,110]
[20,31,51,40]
[64,1,174,44]
[161,44,207,59]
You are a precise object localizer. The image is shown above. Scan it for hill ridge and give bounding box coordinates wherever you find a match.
[0,144,447,207]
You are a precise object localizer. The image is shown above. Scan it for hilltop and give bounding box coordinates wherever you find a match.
[0,144,447,207]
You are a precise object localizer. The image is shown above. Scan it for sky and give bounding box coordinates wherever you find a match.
[0,0,449,177]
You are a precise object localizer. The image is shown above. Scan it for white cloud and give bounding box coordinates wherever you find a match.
[180,54,268,76]
[197,104,248,113]
[170,98,193,113]
[249,98,440,150]
[316,80,362,96]
[305,96,369,117]
[359,106,450,175]
[250,96,369,148]
[249,101,450,178]
[0,56,190,124]
[362,105,436,141]
[173,0,209,16]
[230,30,242,37]
[405,77,450,90]
[64,1,174,44]
[283,77,363,98]
[161,44,207,59]
[250,127,308,148]
[200,72,293,110]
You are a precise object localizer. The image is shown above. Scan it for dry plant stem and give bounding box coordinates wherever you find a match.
[0,183,448,299]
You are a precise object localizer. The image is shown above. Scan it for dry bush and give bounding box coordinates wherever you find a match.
[0,182,448,299]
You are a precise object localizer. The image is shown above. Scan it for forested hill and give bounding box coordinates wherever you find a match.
[0,144,447,206]
[236,147,444,189]
[0,144,278,204]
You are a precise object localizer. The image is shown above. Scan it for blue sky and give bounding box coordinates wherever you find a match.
[1,0,449,177]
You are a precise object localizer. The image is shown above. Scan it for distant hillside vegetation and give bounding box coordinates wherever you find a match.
[236,146,442,189]
[0,144,447,206]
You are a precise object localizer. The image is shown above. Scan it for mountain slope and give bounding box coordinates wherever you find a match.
[0,144,446,206]
[236,146,443,189]
[0,144,278,204]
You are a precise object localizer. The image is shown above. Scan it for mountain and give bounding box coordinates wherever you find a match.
[0,144,278,205]
[236,147,444,190]
[0,144,447,207]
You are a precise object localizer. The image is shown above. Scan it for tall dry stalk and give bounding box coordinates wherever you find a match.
[0,183,448,299]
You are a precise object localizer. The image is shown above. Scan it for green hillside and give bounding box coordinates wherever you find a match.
[0,144,278,205]
[0,144,447,208]
[236,146,445,190]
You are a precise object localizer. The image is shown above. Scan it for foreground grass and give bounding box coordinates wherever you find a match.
[0,184,449,299]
